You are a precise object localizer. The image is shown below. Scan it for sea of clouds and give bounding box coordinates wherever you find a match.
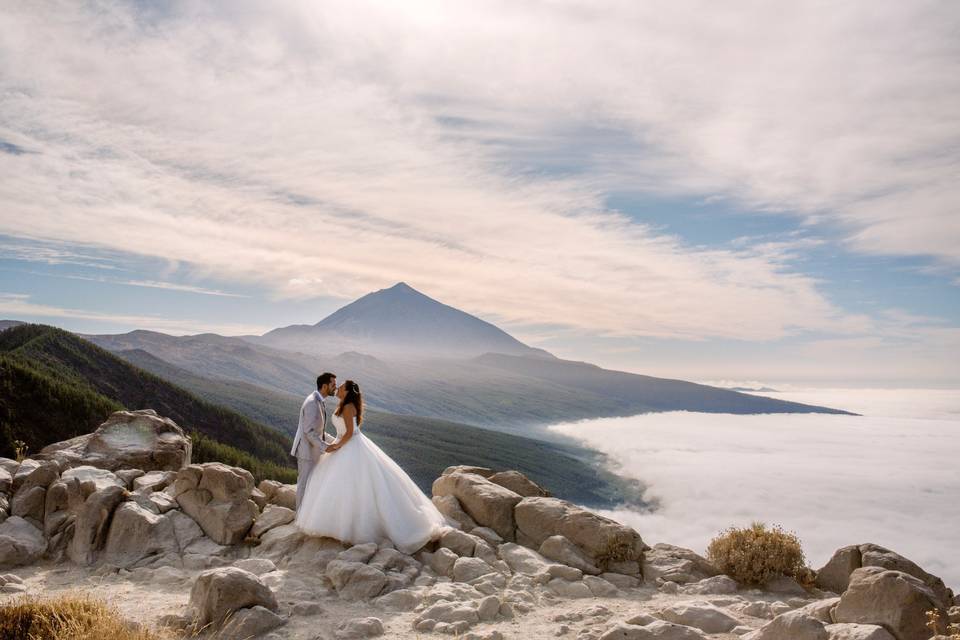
[550,388,960,588]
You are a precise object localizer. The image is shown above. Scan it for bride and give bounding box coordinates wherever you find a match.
[295,379,448,553]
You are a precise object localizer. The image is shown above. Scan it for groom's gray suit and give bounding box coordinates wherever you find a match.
[291,390,333,510]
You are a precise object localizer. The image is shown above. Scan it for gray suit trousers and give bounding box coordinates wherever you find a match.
[296,457,315,511]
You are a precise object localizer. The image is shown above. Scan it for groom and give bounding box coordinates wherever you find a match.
[291,372,337,510]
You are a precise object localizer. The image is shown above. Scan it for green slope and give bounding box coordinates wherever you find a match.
[118,348,642,507]
[0,324,296,482]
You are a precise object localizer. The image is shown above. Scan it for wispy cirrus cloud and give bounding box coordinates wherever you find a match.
[0,0,956,350]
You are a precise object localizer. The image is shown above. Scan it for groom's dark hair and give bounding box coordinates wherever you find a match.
[317,372,336,390]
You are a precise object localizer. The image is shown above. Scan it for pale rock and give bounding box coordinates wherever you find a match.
[746,610,829,640]
[68,483,126,565]
[339,541,379,563]
[234,558,277,576]
[657,602,740,633]
[442,465,494,477]
[11,486,45,523]
[499,542,552,575]
[607,560,643,576]
[40,410,191,472]
[643,544,719,584]
[682,575,738,595]
[600,620,707,639]
[473,539,498,564]
[417,601,480,624]
[432,472,522,541]
[250,487,268,510]
[326,559,388,600]
[102,501,178,568]
[424,547,459,577]
[115,469,145,488]
[0,516,46,567]
[290,601,325,616]
[548,577,593,598]
[440,527,479,556]
[12,459,59,493]
[218,605,285,637]
[174,463,258,545]
[188,566,278,628]
[833,567,947,640]
[477,594,501,621]
[61,465,124,494]
[824,623,896,640]
[660,581,680,594]
[375,588,421,611]
[794,597,841,623]
[132,470,176,493]
[514,496,644,566]
[487,470,550,497]
[453,556,496,582]
[858,543,953,607]
[336,616,385,639]
[0,466,12,494]
[627,613,658,625]
[253,523,307,564]
[271,484,296,510]
[602,572,640,589]
[549,564,585,581]
[584,575,620,597]
[147,491,177,513]
[765,574,810,596]
[816,545,862,594]
[251,504,295,538]
[470,526,504,546]
[540,534,603,574]
[433,495,478,530]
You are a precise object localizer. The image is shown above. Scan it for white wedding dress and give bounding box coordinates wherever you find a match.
[295,412,448,553]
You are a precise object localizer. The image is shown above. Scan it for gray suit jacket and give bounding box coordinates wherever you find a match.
[291,391,333,463]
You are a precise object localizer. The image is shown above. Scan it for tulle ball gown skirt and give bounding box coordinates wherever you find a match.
[294,431,448,553]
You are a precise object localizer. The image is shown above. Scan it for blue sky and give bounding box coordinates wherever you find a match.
[1,1,957,386]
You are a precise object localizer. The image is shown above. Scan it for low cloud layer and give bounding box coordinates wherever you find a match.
[551,389,960,588]
[1,1,957,347]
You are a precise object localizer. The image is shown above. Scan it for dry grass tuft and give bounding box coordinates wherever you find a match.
[0,592,173,640]
[706,521,806,585]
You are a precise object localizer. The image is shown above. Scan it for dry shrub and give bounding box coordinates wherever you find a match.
[706,521,806,585]
[0,592,172,640]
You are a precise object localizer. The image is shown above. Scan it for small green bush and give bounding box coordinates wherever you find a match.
[706,521,806,585]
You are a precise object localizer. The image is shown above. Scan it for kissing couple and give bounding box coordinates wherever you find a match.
[290,372,448,553]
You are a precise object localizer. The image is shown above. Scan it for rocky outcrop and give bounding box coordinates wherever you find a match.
[0,516,46,566]
[514,497,646,571]
[171,463,258,545]
[832,567,948,640]
[39,409,191,472]
[432,472,522,541]
[816,543,954,607]
[643,543,720,584]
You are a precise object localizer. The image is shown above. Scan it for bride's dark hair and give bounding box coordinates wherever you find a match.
[335,379,364,424]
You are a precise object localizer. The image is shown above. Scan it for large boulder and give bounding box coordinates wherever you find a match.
[514,497,645,568]
[486,470,550,497]
[816,543,953,607]
[432,495,477,530]
[747,611,829,640]
[39,410,191,472]
[102,501,179,568]
[643,543,720,584]
[600,620,707,639]
[0,516,47,567]
[172,463,258,545]
[218,605,285,637]
[833,567,948,640]
[656,603,740,634]
[11,459,59,493]
[68,483,127,565]
[432,472,522,541]
[250,504,295,538]
[326,560,388,600]
[189,567,278,629]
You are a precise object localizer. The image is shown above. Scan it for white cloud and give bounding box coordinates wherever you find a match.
[0,1,955,347]
[550,390,960,589]
[0,293,268,336]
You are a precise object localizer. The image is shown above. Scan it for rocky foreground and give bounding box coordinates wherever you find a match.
[1,410,958,640]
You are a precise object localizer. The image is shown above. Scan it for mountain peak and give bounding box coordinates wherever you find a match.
[258,283,551,359]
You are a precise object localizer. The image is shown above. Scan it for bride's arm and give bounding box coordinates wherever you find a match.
[325,406,356,453]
